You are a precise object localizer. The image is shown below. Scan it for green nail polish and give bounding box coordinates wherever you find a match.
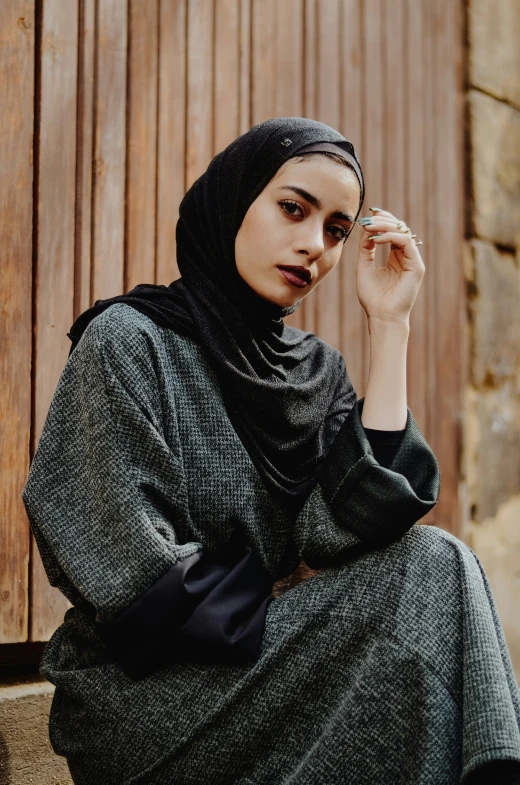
[359,217,373,225]
[369,233,382,239]
[368,206,383,212]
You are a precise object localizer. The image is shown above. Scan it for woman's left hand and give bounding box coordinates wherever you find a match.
[356,208,425,325]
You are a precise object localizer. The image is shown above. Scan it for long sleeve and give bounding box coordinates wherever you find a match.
[363,427,405,468]
[293,397,441,569]
[22,314,272,680]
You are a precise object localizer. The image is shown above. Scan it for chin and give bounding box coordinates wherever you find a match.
[258,287,302,309]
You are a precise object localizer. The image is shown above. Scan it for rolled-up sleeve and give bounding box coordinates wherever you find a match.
[293,397,441,569]
[22,309,273,680]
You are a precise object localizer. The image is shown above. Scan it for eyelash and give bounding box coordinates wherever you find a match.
[278,200,349,242]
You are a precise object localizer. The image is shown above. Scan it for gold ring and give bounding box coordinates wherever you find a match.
[396,221,407,232]
[415,238,423,246]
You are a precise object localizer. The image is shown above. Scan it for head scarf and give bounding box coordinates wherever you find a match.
[68,117,364,511]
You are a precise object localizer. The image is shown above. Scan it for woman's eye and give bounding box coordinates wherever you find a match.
[279,200,303,217]
[328,225,348,242]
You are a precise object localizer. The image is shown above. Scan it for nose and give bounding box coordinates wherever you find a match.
[294,219,324,260]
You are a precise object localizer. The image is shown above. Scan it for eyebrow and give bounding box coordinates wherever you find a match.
[278,185,355,223]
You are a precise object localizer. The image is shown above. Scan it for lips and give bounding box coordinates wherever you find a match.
[277,265,312,289]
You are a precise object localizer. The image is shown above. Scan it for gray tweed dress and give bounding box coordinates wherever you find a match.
[22,303,520,785]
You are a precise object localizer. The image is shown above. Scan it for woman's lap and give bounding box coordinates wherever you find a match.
[48,524,520,785]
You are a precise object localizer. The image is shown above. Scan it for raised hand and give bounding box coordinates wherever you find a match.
[356,207,425,326]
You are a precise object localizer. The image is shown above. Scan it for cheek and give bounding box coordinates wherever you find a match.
[316,251,341,280]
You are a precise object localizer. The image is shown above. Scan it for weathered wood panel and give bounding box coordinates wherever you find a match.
[91,0,127,302]
[430,0,465,532]
[338,0,365,399]
[1,0,464,643]
[0,1,35,643]
[74,0,95,319]
[186,0,214,188]
[156,0,186,284]
[214,0,240,153]
[238,0,251,135]
[125,0,159,290]
[314,0,343,351]
[30,0,79,641]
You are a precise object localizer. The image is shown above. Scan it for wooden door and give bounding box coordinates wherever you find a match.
[0,0,464,644]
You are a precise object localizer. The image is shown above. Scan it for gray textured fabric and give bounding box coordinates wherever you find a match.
[22,304,520,784]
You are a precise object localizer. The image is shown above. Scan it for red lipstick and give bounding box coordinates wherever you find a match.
[277,265,312,289]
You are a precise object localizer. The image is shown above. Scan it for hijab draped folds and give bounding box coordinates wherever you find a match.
[67,117,365,512]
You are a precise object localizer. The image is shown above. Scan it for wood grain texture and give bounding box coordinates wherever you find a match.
[0,0,467,648]
[238,0,251,135]
[276,0,304,331]
[300,0,318,336]
[214,0,240,153]
[156,0,186,285]
[251,0,276,124]
[0,0,35,643]
[74,0,95,318]
[30,0,79,641]
[430,0,465,533]
[404,0,428,444]
[314,0,342,351]
[125,0,159,290]
[339,0,366,398]
[91,0,127,301]
[186,0,214,189]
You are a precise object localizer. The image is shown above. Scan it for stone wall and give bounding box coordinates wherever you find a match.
[463,0,520,674]
[0,681,72,784]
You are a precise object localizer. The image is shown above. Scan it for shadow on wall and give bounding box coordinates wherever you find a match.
[0,732,10,785]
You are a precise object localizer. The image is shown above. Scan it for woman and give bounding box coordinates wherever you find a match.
[23,117,520,784]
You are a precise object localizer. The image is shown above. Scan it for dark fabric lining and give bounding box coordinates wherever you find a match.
[96,426,403,678]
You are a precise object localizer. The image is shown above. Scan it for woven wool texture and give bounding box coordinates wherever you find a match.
[23,304,520,785]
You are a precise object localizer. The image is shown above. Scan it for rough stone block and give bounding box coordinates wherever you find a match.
[468,239,520,387]
[0,681,72,785]
[468,90,520,247]
[466,494,520,679]
[468,0,520,108]
[465,384,520,522]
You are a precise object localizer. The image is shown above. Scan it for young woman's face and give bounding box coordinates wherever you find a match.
[234,155,361,308]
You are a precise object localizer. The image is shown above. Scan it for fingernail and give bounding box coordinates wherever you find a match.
[369,233,383,239]
[358,217,373,225]
[368,206,383,212]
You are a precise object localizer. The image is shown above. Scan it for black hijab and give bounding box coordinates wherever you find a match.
[68,117,365,511]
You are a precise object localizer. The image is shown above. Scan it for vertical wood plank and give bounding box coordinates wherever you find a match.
[125,0,159,290]
[422,0,440,527]
[431,0,465,534]
[91,0,127,301]
[186,0,214,189]
[314,0,342,350]
[277,0,304,331]
[0,0,35,643]
[300,0,317,335]
[214,0,240,153]
[238,0,251,135]
[405,0,434,524]
[74,0,95,318]
[404,0,428,452]
[358,0,385,392]
[251,0,276,124]
[156,0,186,285]
[274,0,303,118]
[422,0,437,450]
[30,0,79,641]
[339,0,366,398]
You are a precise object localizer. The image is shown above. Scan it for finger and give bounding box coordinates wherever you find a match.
[360,219,409,235]
[368,231,424,260]
[366,207,398,222]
